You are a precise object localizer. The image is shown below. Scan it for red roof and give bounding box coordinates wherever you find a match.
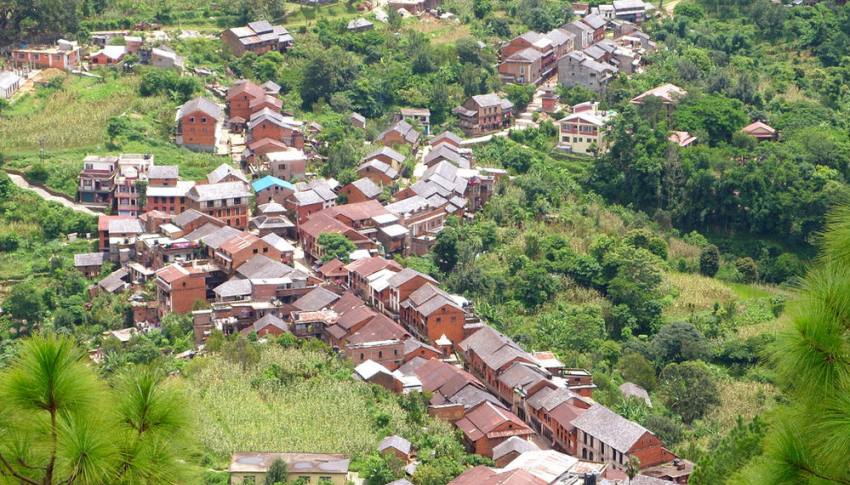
[156,264,188,284]
[299,212,354,239]
[248,138,290,152]
[455,401,534,442]
[345,314,408,345]
[318,258,348,278]
[344,256,402,279]
[219,232,260,255]
[448,466,546,485]
[98,214,135,231]
[332,291,366,314]
[226,80,265,100]
[325,200,390,223]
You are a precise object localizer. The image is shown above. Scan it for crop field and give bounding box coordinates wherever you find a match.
[185,346,418,463]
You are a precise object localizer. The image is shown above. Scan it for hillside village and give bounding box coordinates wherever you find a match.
[1,0,848,484]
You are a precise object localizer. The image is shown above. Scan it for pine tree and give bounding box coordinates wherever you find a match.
[739,206,850,484]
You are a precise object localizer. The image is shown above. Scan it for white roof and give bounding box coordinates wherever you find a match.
[379,224,409,238]
[500,450,579,483]
[354,360,391,380]
[266,148,307,162]
[0,71,22,90]
[97,45,127,60]
[146,180,195,197]
[350,249,372,260]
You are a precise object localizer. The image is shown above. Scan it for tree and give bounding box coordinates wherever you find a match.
[433,225,460,273]
[535,304,606,353]
[514,262,561,309]
[659,360,719,423]
[4,280,45,325]
[692,416,766,485]
[699,244,720,277]
[265,458,288,484]
[739,206,850,484]
[0,334,191,485]
[674,94,748,146]
[300,47,360,108]
[652,322,709,366]
[626,455,640,483]
[735,257,758,282]
[618,352,657,391]
[317,233,356,263]
[472,0,492,18]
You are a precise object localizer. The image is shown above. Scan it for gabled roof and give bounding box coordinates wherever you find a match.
[98,268,129,293]
[630,83,687,105]
[492,436,540,462]
[344,256,402,279]
[387,267,437,290]
[582,12,607,29]
[299,212,355,239]
[620,382,652,407]
[252,175,295,193]
[348,177,382,199]
[430,130,463,146]
[74,252,106,267]
[261,233,295,253]
[459,325,535,372]
[218,231,260,255]
[364,146,405,164]
[506,47,544,63]
[378,435,412,455]
[358,159,399,179]
[149,165,179,179]
[236,254,294,279]
[378,119,420,145]
[741,120,776,136]
[455,401,533,443]
[346,314,408,345]
[253,313,288,333]
[178,97,223,120]
[448,466,546,485]
[207,163,249,184]
[188,181,249,202]
[214,278,253,298]
[571,404,651,453]
[292,286,340,312]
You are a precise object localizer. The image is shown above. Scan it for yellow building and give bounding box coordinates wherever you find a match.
[229,452,350,485]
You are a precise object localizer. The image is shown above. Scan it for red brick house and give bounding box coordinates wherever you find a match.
[247,109,304,149]
[458,325,537,392]
[186,181,251,229]
[298,212,375,262]
[340,178,382,204]
[357,159,399,186]
[386,268,438,314]
[12,40,80,70]
[343,314,409,370]
[227,80,266,122]
[176,97,223,152]
[453,94,514,136]
[90,45,127,65]
[454,401,535,457]
[247,313,289,337]
[399,283,465,348]
[378,120,420,149]
[345,256,403,297]
[213,232,281,273]
[155,262,208,315]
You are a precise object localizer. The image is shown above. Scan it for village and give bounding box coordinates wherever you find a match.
[0,1,791,484]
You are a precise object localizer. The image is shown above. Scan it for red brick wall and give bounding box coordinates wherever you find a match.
[169,276,206,313]
[180,110,217,148]
[424,305,465,345]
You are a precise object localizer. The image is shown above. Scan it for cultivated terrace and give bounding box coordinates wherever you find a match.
[0,0,848,484]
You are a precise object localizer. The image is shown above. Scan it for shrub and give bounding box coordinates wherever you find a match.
[699,244,720,277]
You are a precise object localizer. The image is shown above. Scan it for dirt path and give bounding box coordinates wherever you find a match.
[5,172,99,216]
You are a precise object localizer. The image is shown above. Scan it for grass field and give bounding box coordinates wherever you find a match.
[184,346,427,465]
[0,74,225,197]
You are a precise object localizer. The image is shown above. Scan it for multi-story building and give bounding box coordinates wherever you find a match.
[155,262,212,315]
[558,51,618,93]
[187,181,251,229]
[176,97,223,152]
[77,155,118,208]
[11,40,80,70]
[113,154,155,216]
[558,101,616,155]
[221,20,294,57]
[453,94,514,136]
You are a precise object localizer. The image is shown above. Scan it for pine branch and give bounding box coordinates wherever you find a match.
[0,451,40,485]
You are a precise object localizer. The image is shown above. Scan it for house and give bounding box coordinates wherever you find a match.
[558,102,616,155]
[261,233,296,264]
[287,186,337,224]
[247,109,304,149]
[741,121,777,141]
[546,28,576,61]
[430,131,463,149]
[292,286,340,312]
[378,119,421,149]
[95,268,131,295]
[501,32,555,78]
[358,159,399,185]
[227,80,267,122]
[492,436,540,467]
[267,148,307,180]
[78,155,118,208]
[221,20,294,57]
[378,435,413,462]
[363,146,406,168]
[11,40,80,70]
[252,175,295,205]
[630,83,687,121]
[318,258,349,284]
[501,450,582,484]
[340,177,382,204]
[558,51,618,93]
[459,325,536,392]
[499,47,544,85]
[448,465,546,485]
[572,404,676,470]
[187,181,251,229]
[229,452,350,485]
[90,45,127,65]
[353,360,406,393]
[453,94,514,136]
[246,313,289,337]
[668,131,697,147]
[298,212,375,261]
[347,18,374,32]
[581,13,608,42]
[110,154,155,216]
[564,20,595,50]
[423,143,471,168]
[343,314,409,369]
[206,163,249,185]
[251,213,296,239]
[387,268,438,314]
[150,47,184,70]
[176,97,223,152]
[214,232,281,273]
[346,256,403,297]
[541,86,559,113]
[99,215,145,262]
[350,112,367,129]
[397,356,501,418]
[454,401,535,457]
[155,262,209,314]
[398,108,431,135]
[620,382,652,407]
[399,283,465,347]
[0,71,23,99]
[145,180,195,215]
[613,0,655,22]
[74,252,107,278]
[243,138,291,168]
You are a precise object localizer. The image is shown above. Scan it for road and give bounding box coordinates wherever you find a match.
[5,172,99,216]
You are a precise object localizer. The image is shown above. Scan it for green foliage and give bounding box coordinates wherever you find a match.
[300,46,360,109]
[265,458,288,484]
[138,69,200,103]
[659,360,720,423]
[692,417,766,485]
[504,83,536,112]
[652,322,710,366]
[318,232,357,263]
[0,334,192,484]
[534,303,606,354]
[699,244,720,276]
[514,0,569,31]
[618,352,658,391]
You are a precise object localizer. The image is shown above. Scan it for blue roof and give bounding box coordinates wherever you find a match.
[252,175,295,193]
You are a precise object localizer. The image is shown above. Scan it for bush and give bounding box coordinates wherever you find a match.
[735,257,758,282]
[28,164,49,184]
[699,244,720,277]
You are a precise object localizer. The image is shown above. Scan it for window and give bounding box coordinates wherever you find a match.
[189,117,195,123]
[378,351,383,358]
[201,117,207,123]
